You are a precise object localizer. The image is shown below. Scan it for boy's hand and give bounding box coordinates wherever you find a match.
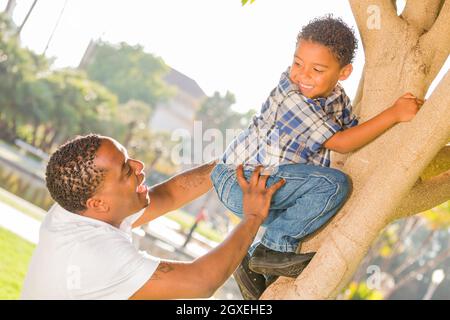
[236,165,285,225]
[390,92,424,122]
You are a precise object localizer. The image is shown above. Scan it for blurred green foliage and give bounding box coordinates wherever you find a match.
[343,201,450,300]
[196,91,254,135]
[342,282,383,300]
[0,227,35,299]
[82,41,173,106]
[0,13,176,170]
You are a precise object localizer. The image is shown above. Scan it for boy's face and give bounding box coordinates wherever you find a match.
[289,39,352,99]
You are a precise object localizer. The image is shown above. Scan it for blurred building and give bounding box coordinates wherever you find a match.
[79,40,207,135]
[78,40,228,226]
[150,67,206,134]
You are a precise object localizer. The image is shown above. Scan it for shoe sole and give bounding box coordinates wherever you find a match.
[249,253,315,278]
[233,255,266,300]
[233,268,260,300]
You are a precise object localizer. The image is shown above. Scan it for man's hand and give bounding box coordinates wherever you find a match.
[130,164,286,300]
[236,164,286,225]
[389,92,424,122]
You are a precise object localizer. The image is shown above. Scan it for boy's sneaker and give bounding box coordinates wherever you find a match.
[249,243,315,278]
[233,253,267,300]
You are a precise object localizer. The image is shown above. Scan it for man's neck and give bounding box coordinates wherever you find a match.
[80,210,121,228]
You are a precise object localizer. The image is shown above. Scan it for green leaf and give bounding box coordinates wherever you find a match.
[241,0,256,6]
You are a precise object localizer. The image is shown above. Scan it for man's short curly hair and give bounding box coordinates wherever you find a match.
[297,15,358,67]
[45,134,106,213]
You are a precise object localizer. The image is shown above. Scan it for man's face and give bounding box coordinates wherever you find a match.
[92,138,150,221]
[289,39,352,99]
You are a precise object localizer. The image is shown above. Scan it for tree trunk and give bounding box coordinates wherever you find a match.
[43,130,59,153]
[262,0,450,299]
[38,126,54,151]
[123,121,136,149]
[31,120,40,147]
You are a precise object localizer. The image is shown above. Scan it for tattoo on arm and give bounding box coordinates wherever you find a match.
[150,262,174,281]
[174,161,216,191]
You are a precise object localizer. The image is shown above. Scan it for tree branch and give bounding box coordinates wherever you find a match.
[349,0,405,59]
[353,65,365,114]
[400,0,443,34]
[394,170,450,219]
[330,66,366,171]
[307,70,450,253]
[419,0,450,85]
[420,145,450,180]
[263,71,450,299]
[390,0,397,12]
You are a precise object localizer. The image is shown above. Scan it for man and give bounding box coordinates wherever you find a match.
[181,206,208,248]
[21,134,285,299]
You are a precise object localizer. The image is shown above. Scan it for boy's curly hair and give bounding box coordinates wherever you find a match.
[297,15,358,67]
[45,134,106,213]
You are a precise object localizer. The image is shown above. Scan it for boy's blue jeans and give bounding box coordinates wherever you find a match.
[211,163,351,253]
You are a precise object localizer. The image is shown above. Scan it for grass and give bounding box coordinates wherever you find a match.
[0,227,35,300]
[0,197,221,301]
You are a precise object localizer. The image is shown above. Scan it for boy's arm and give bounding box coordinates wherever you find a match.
[324,93,424,154]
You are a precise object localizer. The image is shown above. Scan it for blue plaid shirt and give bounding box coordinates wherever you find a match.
[222,67,359,169]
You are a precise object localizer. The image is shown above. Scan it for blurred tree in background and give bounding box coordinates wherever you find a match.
[0,13,121,151]
[0,13,179,165]
[34,69,120,151]
[0,11,251,179]
[79,40,178,170]
[0,12,48,143]
[81,40,173,107]
[342,201,450,300]
[195,90,254,135]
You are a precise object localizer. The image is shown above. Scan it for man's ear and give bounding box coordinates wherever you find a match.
[338,64,353,81]
[85,197,109,213]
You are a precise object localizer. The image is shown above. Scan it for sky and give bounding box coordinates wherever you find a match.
[1,0,448,113]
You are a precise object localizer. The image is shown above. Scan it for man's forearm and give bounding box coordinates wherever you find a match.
[135,160,217,227]
[193,216,262,295]
[163,159,217,211]
[331,108,398,153]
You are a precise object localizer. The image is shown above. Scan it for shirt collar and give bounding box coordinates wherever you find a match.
[279,67,343,107]
[278,67,299,96]
[47,203,144,235]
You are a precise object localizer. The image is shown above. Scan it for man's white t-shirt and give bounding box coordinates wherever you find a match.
[21,204,160,300]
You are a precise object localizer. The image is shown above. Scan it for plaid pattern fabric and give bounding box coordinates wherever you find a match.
[222,67,359,169]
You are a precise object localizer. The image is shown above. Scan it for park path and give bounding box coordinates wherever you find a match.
[0,201,40,244]
[0,198,213,258]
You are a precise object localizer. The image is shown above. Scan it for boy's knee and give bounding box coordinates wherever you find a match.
[336,172,352,202]
[316,169,352,202]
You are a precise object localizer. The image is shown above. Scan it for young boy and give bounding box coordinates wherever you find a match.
[210,15,423,299]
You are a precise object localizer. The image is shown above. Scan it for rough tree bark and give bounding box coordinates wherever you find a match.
[262,0,450,299]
